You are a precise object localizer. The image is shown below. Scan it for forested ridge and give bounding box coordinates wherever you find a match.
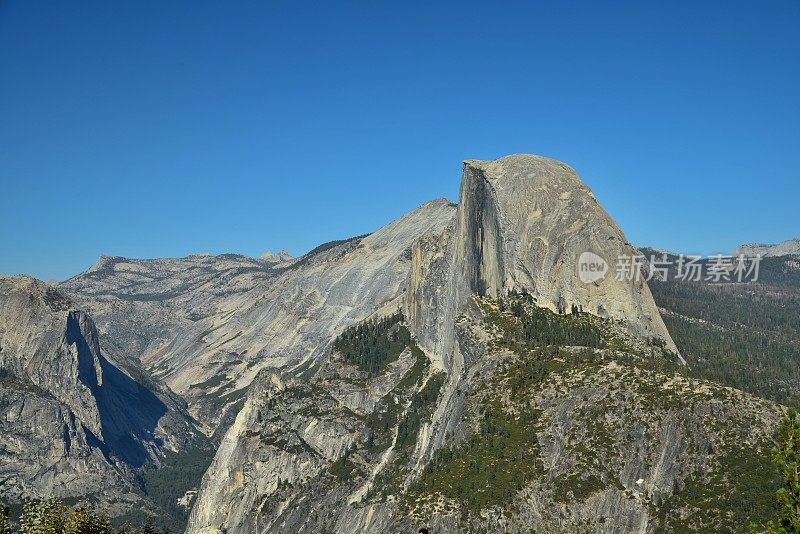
[648,254,800,408]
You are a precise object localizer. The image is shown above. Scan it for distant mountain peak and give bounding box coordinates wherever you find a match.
[733,237,800,257]
[259,249,294,263]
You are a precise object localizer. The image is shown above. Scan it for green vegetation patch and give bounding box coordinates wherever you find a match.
[551,473,607,502]
[478,290,605,354]
[140,438,215,529]
[333,312,411,374]
[651,279,800,408]
[407,397,544,512]
[328,448,362,482]
[658,439,781,532]
[506,290,603,348]
[43,287,72,312]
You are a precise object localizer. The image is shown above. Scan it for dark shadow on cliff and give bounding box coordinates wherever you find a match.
[66,311,167,468]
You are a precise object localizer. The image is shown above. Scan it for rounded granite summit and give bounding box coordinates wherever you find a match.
[411,153,679,356]
[463,153,592,196]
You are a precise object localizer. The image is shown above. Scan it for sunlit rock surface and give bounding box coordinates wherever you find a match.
[0,276,195,513]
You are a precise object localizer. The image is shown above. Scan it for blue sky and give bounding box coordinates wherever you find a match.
[1,1,798,281]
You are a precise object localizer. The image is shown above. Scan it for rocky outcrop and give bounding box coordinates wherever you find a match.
[408,155,677,373]
[0,383,144,516]
[184,155,706,534]
[259,250,293,264]
[60,200,456,435]
[0,276,195,512]
[733,237,800,257]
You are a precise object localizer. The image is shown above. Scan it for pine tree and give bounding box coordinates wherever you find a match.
[0,503,12,534]
[62,501,110,534]
[766,408,800,533]
[17,499,111,534]
[19,498,68,534]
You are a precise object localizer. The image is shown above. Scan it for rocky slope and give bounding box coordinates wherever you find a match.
[186,292,782,533]
[0,276,197,516]
[733,238,800,257]
[4,154,789,532]
[259,250,293,263]
[60,200,457,435]
[184,155,783,534]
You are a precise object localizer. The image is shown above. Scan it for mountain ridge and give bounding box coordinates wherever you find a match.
[185,154,709,533]
[734,238,800,258]
[1,154,791,532]
[58,197,457,434]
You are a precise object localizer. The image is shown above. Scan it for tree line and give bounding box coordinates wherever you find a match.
[0,499,172,534]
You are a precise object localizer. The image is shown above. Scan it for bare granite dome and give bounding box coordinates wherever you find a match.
[407,154,678,371]
[186,155,686,534]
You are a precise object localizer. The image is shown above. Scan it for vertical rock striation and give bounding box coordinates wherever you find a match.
[408,154,677,373]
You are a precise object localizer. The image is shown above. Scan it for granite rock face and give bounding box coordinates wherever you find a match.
[183,156,736,534]
[0,384,143,516]
[259,250,293,263]
[0,276,195,513]
[407,155,679,373]
[733,238,800,257]
[60,200,457,435]
[7,154,782,532]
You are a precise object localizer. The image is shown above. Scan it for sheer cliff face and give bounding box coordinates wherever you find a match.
[186,155,694,534]
[457,155,658,323]
[0,276,193,511]
[408,155,677,373]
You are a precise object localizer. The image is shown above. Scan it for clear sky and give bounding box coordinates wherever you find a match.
[1,1,798,281]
